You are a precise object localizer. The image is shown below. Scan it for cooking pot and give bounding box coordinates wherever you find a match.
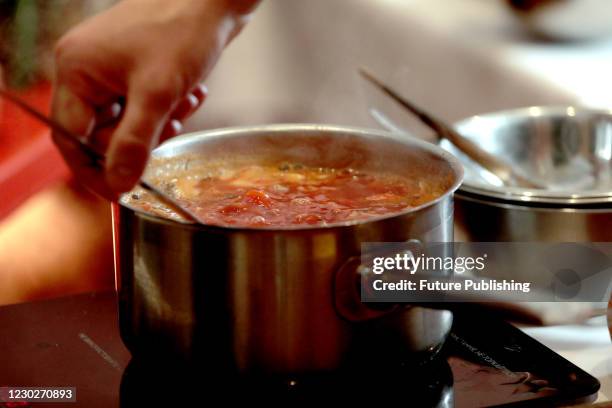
[113,124,463,375]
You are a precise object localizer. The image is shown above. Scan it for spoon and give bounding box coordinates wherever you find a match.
[0,88,202,224]
[358,67,543,189]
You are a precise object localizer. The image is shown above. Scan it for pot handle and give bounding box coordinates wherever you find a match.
[334,239,426,322]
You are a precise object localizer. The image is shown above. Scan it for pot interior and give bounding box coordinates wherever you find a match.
[122,125,462,228]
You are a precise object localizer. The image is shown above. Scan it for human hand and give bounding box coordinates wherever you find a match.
[52,0,257,199]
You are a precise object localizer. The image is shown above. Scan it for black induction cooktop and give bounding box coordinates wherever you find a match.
[0,292,600,407]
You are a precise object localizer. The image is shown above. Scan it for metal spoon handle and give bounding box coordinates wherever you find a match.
[0,88,201,224]
[358,67,541,189]
[135,180,202,223]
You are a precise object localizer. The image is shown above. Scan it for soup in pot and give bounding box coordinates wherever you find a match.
[123,157,449,227]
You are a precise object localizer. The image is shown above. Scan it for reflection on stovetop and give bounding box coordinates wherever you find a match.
[119,357,454,406]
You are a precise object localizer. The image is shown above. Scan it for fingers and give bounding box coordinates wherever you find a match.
[157,84,207,143]
[172,93,199,121]
[51,86,118,200]
[170,84,207,121]
[52,80,207,197]
[191,83,208,104]
[91,85,202,154]
[104,80,175,193]
[52,85,96,138]
[52,130,119,200]
[87,124,115,157]
[159,119,183,144]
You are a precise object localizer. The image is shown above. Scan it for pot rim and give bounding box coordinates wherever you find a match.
[456,190,612,213]
[119,123,464,232]
[453,105,612,205]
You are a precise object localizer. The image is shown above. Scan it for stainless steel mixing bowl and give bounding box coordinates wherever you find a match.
[113,124,463,374]
[506,0,612,41]
[444,106,612,241]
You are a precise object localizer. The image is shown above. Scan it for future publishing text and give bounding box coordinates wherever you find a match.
[367,250,532,297]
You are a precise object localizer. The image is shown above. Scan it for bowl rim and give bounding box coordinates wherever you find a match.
[451,105,612,205]
[119,123,464,231]
[456,190,612,213]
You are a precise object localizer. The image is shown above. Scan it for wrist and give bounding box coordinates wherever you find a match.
[197,0,260,44]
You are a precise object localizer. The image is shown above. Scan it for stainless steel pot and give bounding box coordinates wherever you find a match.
[113,124,463,374]
[455,192,612,241]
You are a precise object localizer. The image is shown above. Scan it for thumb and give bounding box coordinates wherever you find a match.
[105,83,174,193]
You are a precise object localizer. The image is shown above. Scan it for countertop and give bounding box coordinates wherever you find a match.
[522,317,612,403]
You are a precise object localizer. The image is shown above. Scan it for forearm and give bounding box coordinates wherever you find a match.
[170,0,262,49]
[194,0,262,54]
[169,0,261,31]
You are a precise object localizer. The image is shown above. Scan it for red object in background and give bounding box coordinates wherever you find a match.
[0,81,70,220]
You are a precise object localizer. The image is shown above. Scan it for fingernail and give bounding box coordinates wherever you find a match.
[171,119,183,134]
[186,93,199,109]
[194,83,208,101]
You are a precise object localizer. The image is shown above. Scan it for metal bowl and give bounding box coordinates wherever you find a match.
[443,106,612,206]
[506,0,612,41]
